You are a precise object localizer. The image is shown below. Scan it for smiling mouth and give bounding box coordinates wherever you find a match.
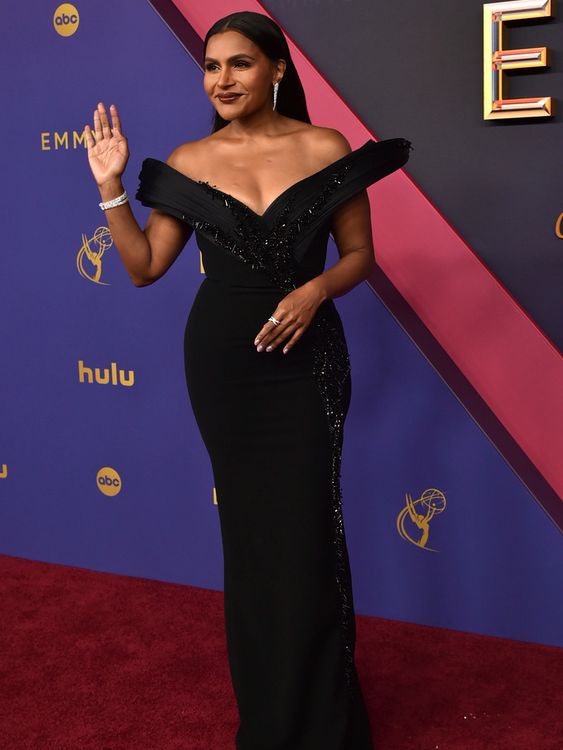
[217,94,242,101]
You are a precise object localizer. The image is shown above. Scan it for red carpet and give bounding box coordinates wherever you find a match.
[0,554,561,749]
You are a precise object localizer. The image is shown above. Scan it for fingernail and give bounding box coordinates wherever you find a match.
[257,344,263,352]
[266,345,272,352]
[254,338,259,345]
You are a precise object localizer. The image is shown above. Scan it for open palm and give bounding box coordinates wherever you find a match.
[84,102,129,186]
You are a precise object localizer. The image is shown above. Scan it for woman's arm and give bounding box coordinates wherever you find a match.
[99,176,192,287]
[310,187,376,302]
[86,102,193,287]
[305,130,376,302]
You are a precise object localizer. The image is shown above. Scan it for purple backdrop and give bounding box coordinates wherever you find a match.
[1,0,561,648]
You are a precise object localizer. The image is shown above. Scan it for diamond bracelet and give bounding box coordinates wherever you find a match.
[99,189,128,211]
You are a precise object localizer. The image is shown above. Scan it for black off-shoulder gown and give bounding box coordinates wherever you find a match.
[135,138,412,750]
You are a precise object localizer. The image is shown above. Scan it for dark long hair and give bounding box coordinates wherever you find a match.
[203,11,311,133]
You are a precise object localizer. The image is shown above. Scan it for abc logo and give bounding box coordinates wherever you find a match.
[53,4,80,37]
[97,466,122,497]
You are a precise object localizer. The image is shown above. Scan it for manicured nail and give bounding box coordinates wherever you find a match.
[254,337,259,345]
[266,345,272,352]
[257,344,263,352]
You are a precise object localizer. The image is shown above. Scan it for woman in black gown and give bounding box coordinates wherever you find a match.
[86,10,412,749]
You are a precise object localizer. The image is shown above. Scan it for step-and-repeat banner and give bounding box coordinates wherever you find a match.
[1,0,561,647]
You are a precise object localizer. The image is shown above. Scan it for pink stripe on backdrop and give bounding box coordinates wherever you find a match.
[170,0,563,500]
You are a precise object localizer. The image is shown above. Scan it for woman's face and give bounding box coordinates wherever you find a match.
[203,30,284,118]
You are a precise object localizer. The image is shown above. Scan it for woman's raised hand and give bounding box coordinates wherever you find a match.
[84,102,129,187]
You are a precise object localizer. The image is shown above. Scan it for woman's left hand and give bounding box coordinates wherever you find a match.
[254,280,326,354]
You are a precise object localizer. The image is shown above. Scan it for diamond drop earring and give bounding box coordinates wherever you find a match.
[272,80,279,110]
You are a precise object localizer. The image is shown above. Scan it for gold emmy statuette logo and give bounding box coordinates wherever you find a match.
[78,360,135,387]
[53,4,79,37]
[76,227,114,285]
[0,464,7,479]
[97,467,122,496]
[483,0,554,120]
[396,488,447,551]
[213,486,218,505]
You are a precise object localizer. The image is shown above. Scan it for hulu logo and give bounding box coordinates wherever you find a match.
[78,359,134,386]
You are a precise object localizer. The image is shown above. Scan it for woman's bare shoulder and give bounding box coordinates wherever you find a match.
[165,136,214,175]
[298,125,353,170]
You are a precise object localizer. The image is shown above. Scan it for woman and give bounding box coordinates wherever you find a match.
[85,10,412,749]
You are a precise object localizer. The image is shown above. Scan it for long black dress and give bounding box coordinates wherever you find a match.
[135,137,412,750]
